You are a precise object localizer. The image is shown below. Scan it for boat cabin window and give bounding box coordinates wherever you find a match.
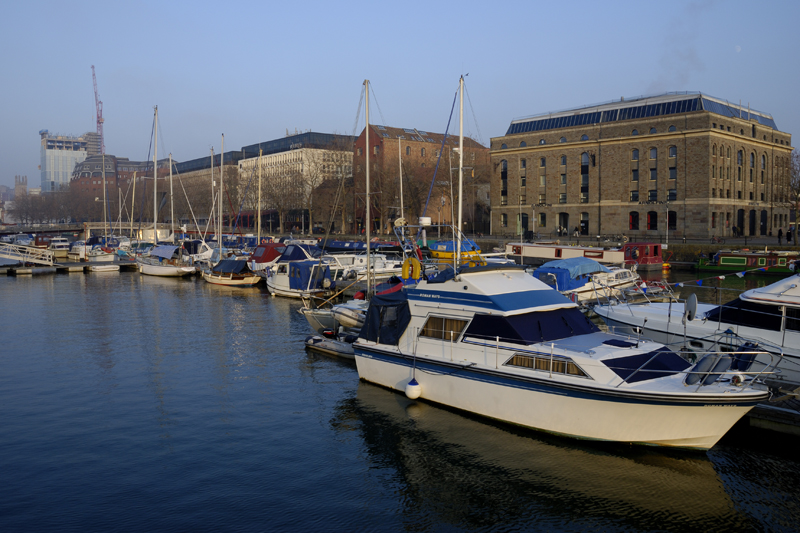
[705,298,782,331]
[505,353,589,378]
[420,316,469,341]
[785,307,800,332]
[463,308,598,345]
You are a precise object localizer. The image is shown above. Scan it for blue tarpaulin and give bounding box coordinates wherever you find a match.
[359,290,411,345]
[533,257,610,292]
[288,260,334,291]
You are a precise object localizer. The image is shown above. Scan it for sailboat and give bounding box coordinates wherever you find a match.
[136,107,196,277]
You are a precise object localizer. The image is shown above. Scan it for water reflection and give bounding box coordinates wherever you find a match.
[335,382,751,532]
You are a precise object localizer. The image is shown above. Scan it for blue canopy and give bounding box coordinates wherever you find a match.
[533,257,610,292]
[288,260,335,291]
[277,244,322,263]
[212,259,251,274]
[431,239,480,253]
[149,245,179,260]
[359,290,411,345]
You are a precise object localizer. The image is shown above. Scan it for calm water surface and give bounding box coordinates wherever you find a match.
[1,271,799,532]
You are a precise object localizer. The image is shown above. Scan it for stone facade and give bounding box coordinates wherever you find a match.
[490,94,793,240]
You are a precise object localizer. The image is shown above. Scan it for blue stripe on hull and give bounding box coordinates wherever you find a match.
[354,345,766,408]
[407,288,570,312]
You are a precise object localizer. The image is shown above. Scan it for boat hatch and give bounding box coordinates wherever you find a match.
[603,349,690,383]
[462,308,598,346]
[505,352,589,378]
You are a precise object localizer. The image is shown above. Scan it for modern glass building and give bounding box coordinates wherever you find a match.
[39,130,91,193]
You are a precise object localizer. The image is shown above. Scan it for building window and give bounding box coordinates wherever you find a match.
[580,192,588,203]
[647,211,658,230]
[712,188,716,198]
[632,169,639,182]
[669,167,677,180]
[501,214,508,227]
[737,191,742,199]
[712,165,716,179]
[559,193,567,204]
[737,150,743,165]
[727,147,731,158]
[357,148,363,156]
[650,148,657,160]
[750,168,753,182]
[713,123,717,128]
[539,139,546,145]
[538,193,546,203]
[521,159,527,169]
[560,173,566,185]
[539,175,546,187]
[630,190,639,202]
[580,134,589,141]
[421,148,426,157]
[629,211,639,230]
[738,167,742,181]
[539,213,546,227]
[650,168,657,181]
[520,194,526,203]
[650,127,657,134]
[374,146,379,155]
[761,154,766,169]
[726,189,730,198]
[668,211,677,231]
[713,145,717,156]
[521,175,526,187]
[669,146,677,158]
[539,157,545,167]
[632,149,639,161]
[761,192,765,201]
[559,137,567,143]
[750,153,755,168]
[560,155,567,165]
[669,125,677,132]
[668,189,677,201]
[761,171,764,184]
[632,129,638,136]
[648,190,658,202]
[749,191,754,200]
[520,141,527,148]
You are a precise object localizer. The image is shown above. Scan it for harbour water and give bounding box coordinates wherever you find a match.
[2,271,800,532]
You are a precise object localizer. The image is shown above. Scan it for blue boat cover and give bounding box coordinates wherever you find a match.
[533,257,611,292]
[288,260,335,291]
[463,307,599,345]
[212,259,250,274]
[359,290,411,345]
[278,244,322,262]
[149,245,179,260]
[431,239,480,253]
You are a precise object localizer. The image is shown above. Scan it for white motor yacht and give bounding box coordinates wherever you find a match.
[353,265,768,450]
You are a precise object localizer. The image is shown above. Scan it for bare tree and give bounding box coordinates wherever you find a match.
[789,149,800,242]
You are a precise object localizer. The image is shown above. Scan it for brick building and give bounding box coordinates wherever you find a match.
[353,125,490,234]
[490,92,793,240]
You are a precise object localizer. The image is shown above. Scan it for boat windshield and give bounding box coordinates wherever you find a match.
[704,297,782,331]
[463,307,599,345]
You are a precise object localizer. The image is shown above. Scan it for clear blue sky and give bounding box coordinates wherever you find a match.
[2,0,798,189]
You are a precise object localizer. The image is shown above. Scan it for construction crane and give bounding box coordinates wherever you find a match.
[91,65,105,154]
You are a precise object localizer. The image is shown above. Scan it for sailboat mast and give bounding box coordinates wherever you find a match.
[398,140,404,219]
[210,148,214,242]
[457,76,464,268]
[365,79,371,295]
[258,149,263,242]
[169,153,174,242]
[220,134,224,255]
[102,153,107,241]
[131,171,136,239]
[153,106,158,245]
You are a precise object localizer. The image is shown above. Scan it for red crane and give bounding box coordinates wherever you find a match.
[91,65,105,154]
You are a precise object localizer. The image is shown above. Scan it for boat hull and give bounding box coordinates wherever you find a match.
[202,271,261,287]
[138,262,196,277]
[354,344,763,449]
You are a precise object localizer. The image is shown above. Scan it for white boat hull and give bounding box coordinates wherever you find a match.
[354,345,761,449]
[202,271,261,287]
[88,264,120,272]
[138,261,196,277]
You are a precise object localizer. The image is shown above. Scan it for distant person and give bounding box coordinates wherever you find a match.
[778,227,783,244]
[789,231,793,244]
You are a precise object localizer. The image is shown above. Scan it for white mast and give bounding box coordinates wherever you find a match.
[131,171,136,239]
[102,153,107,242]
[457,75,464,268]
[258,149,263,242]
[169,153,174,242]
[398,139,404,219]
[365,79,371,295]
[219,134,224,257]
[210,148,214,243]
[153,106,158,245]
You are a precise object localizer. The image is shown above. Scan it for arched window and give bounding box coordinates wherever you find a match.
[559,137,567,143]
[629,211,639,230]
[560,155,567,166]
[632,149,639,161]
[762,154,766,169]
[713,145,716,156]
[650,148,657,160]
[737,150,743,165]
[647,211,658,230]
[727,147,730,158]
[581,152,590,165]
[580,134,589,141]
[668,125,677,132]
[669,146,677,158]
[539,139,546,145]
[500,143,507,149]
[632,129,639,136]
[740,129,744,135]
[520,141,527,147]
[649,127,657,134]
[749,153,755,168]
[405,146,410,156]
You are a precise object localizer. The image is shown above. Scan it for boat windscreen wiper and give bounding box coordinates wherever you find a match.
[562,316,574,335]
[538,320,544,342]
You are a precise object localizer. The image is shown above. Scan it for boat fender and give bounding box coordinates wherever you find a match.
[685,354,716,386]
[405,378,422,400]
[702,355,732,386]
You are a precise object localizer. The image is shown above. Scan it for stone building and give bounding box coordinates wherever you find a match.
[490,92,793,240]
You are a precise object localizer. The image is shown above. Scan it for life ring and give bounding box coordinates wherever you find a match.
[402,257,422,280]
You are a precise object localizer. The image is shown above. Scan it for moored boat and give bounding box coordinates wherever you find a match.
[202,258,261,287]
